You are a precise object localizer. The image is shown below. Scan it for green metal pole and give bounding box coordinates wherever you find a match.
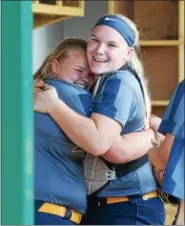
[2,1,33,224]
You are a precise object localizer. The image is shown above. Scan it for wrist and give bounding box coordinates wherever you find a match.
[147,128,155,138]
[148,128,160,147]
[150,114,157,119]
[48,98,61,115]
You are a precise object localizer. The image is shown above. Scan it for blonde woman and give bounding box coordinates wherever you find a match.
[34,15,165,224]
[34,38,94,225]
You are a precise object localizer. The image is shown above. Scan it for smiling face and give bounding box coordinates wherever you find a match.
[51,48,94,89]
[87,25,133,75]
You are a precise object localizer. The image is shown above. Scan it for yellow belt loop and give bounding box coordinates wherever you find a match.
[38,202,82,224]
[107,191,158,204]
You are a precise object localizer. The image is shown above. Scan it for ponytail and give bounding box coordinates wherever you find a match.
[130,50,151,129]
[116,14,152,128]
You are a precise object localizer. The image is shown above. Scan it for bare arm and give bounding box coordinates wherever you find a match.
[102,129,156,163]
[34,86,122,156]
[102,115,163,164]
[149,133,175,169]
[34,86,160,160]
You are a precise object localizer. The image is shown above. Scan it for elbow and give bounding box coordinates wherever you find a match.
[82,135,112,156]
[118,157,130,164]
[86,143,108,156]
[102,148,131,164]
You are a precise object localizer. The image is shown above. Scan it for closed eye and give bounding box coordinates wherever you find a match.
[75,68,83,73]
[108,43,117,48]
[91,37,99,43]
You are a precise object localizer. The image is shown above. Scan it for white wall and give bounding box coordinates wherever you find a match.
[33,0,108,73]
[33,22,64,73]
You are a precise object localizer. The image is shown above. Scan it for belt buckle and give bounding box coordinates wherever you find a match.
[105,169,116,180]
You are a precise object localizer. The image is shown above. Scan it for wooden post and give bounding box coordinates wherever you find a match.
[56,1,63,6]
[178,0,184,82]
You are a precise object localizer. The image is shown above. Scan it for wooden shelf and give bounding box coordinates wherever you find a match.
[109,0,179,40]
[152,101,169,106]
[141,46,179,101]
[152,106,167,118]
[32,3,84,16]
[34,14,69,29]
[140,40,180,46]
[32,0,84,28]
[134,1,178,40]
[109,0,184,117]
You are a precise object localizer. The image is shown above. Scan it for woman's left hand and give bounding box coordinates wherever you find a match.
[149,115,162,133]
[149,115,165,146]
[34,85,59,113]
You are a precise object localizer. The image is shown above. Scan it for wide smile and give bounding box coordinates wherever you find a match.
[74,81,89,89]
[92,56,108,63]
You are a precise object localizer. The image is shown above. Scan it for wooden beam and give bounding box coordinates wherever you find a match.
[178,1,184,82]
[56,1,63,6]
[34,14,70,28]
[140,40,180,46]
[32,3,84,16]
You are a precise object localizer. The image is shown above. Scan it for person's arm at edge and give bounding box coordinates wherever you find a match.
[149,133,175,169]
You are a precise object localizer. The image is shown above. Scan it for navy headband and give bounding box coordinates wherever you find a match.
[93,15,135,47]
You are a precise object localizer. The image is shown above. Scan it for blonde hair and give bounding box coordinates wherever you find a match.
[34,37,87,80]
[117,14,151,128]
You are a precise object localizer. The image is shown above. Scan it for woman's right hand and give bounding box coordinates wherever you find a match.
[34,78,47,92]
[34,78,46,88]
[151,131,165,148]
[149,115,162,132]
[149,115,165,147]
[34,78,51,98]
[34,85,59,113]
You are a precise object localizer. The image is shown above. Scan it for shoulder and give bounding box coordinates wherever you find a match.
[45,78,92,96]
[96,69,139,107]
[103,69,140,95]
[167,80,184,115]
[179,79,185,88]
[105,69,134,81]
[173,79,184,99]
[168,79,185,109]
[107,68,139,84]
[159,81,184,135]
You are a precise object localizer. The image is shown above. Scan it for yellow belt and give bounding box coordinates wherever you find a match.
[107,191,158,204]
[38,202,82,224]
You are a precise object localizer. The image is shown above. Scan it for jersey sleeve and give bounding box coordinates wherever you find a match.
[158,80,184,136]
[78,93,93,117]
[92,76,137,129]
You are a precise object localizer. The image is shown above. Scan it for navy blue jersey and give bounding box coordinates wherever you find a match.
[35,79,93,213]
[159,80,184,200]
[91,69,157,197]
